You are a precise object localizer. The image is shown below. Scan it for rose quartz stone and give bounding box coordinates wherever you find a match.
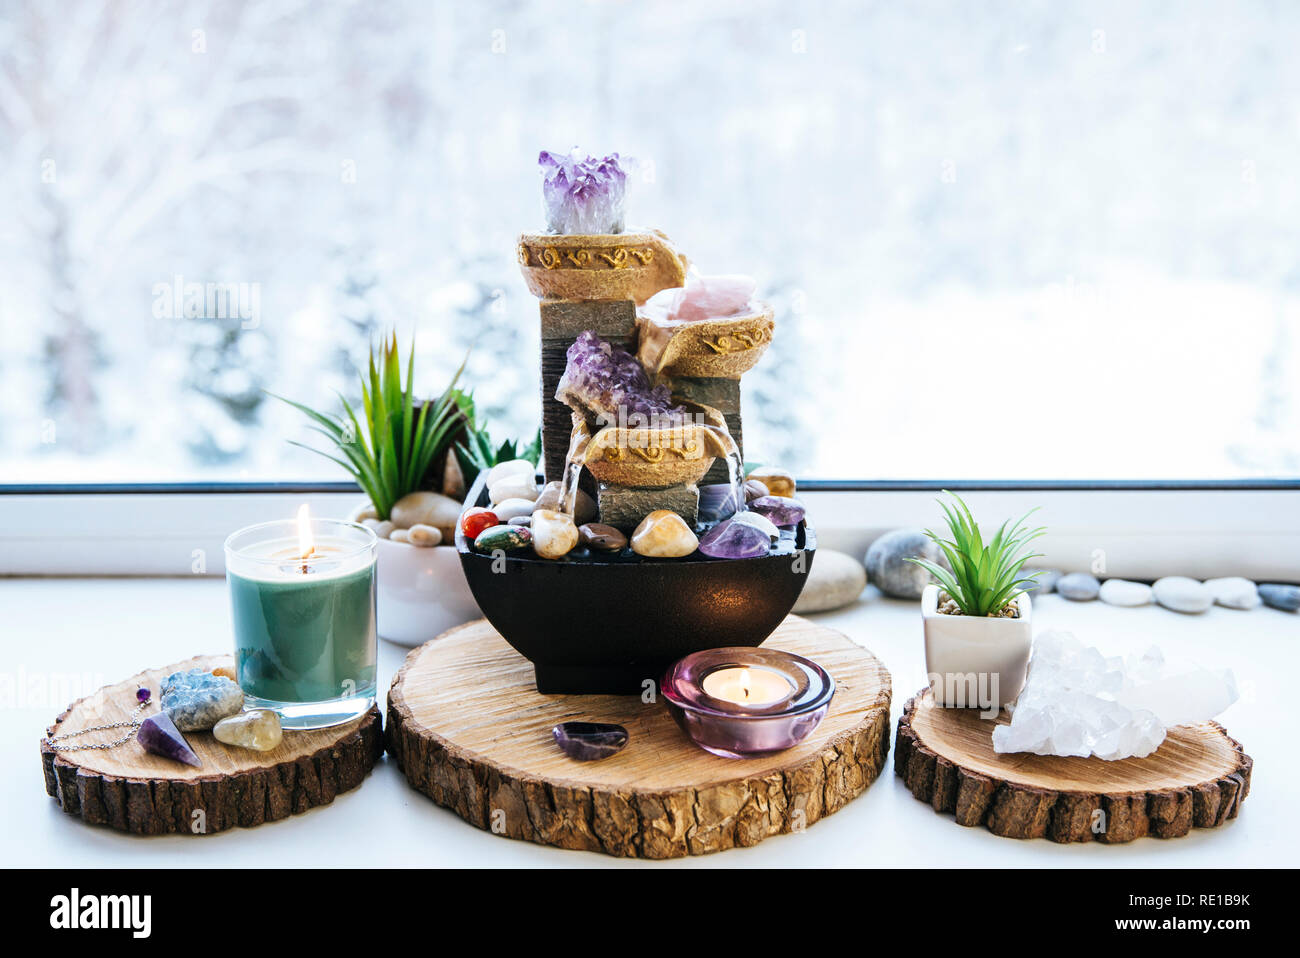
[645,274,757,323]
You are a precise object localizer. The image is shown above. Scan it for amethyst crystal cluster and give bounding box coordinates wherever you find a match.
[557,331,685,427]
[539,149,627,235]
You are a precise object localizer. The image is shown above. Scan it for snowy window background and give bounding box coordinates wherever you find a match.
[1,0,1296,483]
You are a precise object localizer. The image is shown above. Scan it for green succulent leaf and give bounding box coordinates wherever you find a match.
[452,406,543,489]
[905,491,1045,617]
[271,335,467,520]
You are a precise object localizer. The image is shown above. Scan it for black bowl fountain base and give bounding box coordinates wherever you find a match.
[455,473,816,694]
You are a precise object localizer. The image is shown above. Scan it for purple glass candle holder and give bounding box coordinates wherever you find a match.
[661,647,835,758]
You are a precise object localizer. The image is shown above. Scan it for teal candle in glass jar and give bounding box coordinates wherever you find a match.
[225,508,378,730]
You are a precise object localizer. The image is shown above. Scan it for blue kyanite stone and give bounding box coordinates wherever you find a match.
[160,668,244,731]
[137,710,202,768]
[552,722,628,761]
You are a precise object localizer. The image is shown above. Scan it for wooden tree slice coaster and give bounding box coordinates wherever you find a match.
[41,655,382,835]
[386,616,892,858]
[895,690,1252,843]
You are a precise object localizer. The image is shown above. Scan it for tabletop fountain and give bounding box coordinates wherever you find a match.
[456,149,815,693]
[386,150,890,860]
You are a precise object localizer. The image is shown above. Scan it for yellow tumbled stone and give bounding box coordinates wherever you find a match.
[630,510,698,558]
[213,709,283,752]
[747,467,795,498]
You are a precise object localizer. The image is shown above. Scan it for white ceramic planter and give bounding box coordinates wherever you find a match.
[922,584,1032,710]
[375,538,480,647]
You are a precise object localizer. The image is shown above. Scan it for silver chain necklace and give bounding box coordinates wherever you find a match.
[46,688,152,753]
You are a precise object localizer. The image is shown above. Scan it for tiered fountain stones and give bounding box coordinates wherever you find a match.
[520,230,697,530]
[537,297,637,483]
[672,378,741,486]
[518,229,772,531]
[519,231,687,480]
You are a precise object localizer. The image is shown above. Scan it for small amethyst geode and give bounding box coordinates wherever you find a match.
[539,149,627,235]
[557,331,684,426]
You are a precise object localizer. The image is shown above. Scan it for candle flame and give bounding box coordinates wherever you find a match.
[296,504,314,560]
[738,667,752,700]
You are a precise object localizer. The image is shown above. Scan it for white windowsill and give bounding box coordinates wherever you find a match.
[4,577,1291,867]
[2,487,1298,579]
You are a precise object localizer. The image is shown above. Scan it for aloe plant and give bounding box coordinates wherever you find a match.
[272,334,465,520]
[906,491,1045,617]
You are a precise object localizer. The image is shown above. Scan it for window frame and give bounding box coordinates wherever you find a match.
[2,479,1297,580]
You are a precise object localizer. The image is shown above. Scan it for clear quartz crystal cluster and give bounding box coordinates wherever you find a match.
[556,331,685,425]
[992,631,1238,761]
[539,149,627,235]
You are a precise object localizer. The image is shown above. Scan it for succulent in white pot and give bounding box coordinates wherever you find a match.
[275,334,539,646]
[907,493,1044,711]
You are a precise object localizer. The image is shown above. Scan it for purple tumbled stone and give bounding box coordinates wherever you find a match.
[538,149,627,235]
[137,711,202,768]
[136,687,151,703]
[552,721,629,761]
[748,495,806,527]
[698,517,774,560]
[556,331,686,427]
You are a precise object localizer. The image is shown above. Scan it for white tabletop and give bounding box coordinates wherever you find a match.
[5,576,1295,867]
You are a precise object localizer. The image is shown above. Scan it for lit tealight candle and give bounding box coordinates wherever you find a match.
[702,666,793,707]
[662,648,836,758]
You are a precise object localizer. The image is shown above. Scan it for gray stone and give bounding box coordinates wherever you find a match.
[1205,577,1260,610]
[671,378,743,485]
[671,377,742,416]
[863,529,950,600]
[793,549,867,613]
[597,481,699,533]
[1021,568,1062,597]
[160,668,244,731]
[1152,576,1213,614]
[539,298,636,340]
[1099,578,1153,607]
[1259,583,1300,612]
[1056,573,1101,601]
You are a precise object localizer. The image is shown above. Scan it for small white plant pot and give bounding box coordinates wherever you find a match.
[922,584,1032,710]
[375,538,481,647]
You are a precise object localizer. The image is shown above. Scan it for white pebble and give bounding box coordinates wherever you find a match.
[390,491,461,538]
[1098,579,1152,607]
[732,511,779,542]
[407,523,443,547]
[347,499,378,523]
[389,528,410,544]
[489,479,539,505]
[793,550,866,614]
[1152,576,1213,614]
[373,520,395,539]
[1204,577,1260,610]
[492,497,537,522]
[485,458,536,487]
